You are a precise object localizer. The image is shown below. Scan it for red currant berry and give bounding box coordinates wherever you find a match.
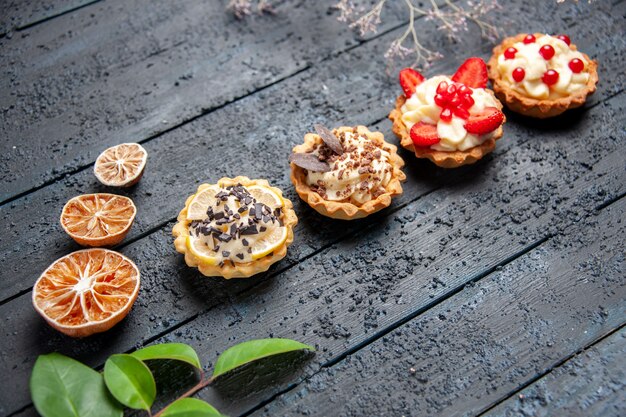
[446,84,457,96]
[436,81,448,95]
[504,47,517,60]
[539,45,555,60]
[461,95,475,109]
[542,69,559,86]
[568,58,584,73]
[434,94,447,107]
[523,34,536,44]
[453,107,470,120]
[512,67,525,82]
[457,85,471,96]
[556,34,571,46]
[440,108,453,122]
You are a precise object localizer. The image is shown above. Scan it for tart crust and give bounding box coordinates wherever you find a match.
[487,33,599,118]
[172,176,297,278]
[389,94,504,168]
[290,126,406,220]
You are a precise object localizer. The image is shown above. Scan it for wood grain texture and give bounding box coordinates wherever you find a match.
[2,18,626,417]
[7,88,622,416]
[0,0,409,202]
[0,0,622,303]
[1,1,624,416]
[250,199,626,417]
[484,327,626,417]
[0,0,97,35]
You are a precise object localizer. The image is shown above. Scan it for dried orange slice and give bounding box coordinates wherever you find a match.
[32,248,140,337]
[60,193,136,247]
[94,143,147,187]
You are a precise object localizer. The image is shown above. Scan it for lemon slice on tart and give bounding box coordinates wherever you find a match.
[249,225,288,260]
[247,185,283,209]
[172,177,297,278]
[186,236,219,265]
[186,185,221,221]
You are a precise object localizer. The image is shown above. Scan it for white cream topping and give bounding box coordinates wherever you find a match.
[305,130,393,204]
[497,34,590,99]
[400,76,500,152]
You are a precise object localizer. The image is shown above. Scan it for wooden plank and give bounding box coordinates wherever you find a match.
[483,326,626,417]
[2,4,624,416]
[3,89,624,416]
[0,0,411,202]
[246,198,626,417]
[0,0,96,35]
[0,0,623,303]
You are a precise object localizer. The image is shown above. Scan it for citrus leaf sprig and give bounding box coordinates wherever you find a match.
[31,338,315,417]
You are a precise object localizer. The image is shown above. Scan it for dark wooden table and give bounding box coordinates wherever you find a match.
[1,1,624,416]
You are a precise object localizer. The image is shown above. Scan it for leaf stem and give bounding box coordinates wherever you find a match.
[152,371,214,417]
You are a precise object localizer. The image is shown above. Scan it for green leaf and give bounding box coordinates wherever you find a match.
[131,342,202,369]
[160,398,225,417]
[30,353,123,417]
[103,354,156,411]
[212,338,315,378]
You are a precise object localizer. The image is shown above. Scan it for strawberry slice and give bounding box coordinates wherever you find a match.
[451,57,488,89]
[399,68,425,98]
[410,122,440,147]
[464,107,504,135]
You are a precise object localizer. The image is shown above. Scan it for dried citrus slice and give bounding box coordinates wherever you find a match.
[32,248,140,337]
[94,143,147,187]
[186,185,221,221]
[60,193,136,247]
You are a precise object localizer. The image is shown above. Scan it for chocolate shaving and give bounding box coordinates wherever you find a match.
[314,124,343,155]
[289,152,331,172]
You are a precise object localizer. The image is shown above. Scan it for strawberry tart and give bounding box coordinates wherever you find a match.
[488,33,598,118]
[389,58,506,168]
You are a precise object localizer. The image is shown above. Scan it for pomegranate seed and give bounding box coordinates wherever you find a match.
[504,47,517,60]
[457,85,472,96]
[434,94,447,107]
[436,81,448,95]
[446,84,457,96]
[539,45,555,60]
[440,108,453,122]
[453,107,470,119]
[556,34,571,46]
[450,96,463,108]
[461,95,475,109]
[569,58,584,73]
[542,69,559,86]
[512,67,525,82]
[523,34,536,44]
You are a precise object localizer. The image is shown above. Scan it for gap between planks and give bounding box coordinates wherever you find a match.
[6,92,625,417]
[476,320,626,417]
[236,191,626,417]
[0,5,427,208]
[1,83,621,307]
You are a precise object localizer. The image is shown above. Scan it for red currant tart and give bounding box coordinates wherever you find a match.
[488,33,598,118]
[389,58,506,168]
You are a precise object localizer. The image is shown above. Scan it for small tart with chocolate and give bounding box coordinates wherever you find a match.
[172,177,297,278]
[488,33,598,118]
[289,125,405,220]
[389,58,506,168]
